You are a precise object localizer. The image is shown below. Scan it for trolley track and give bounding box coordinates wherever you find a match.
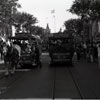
[0,54,94,99]
[51,64,85,99]
[67,67,85,99]
[52,66,56,100]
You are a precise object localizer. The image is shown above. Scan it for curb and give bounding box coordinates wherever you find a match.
[42,53,49,56]
[0,60,4,64]
[0,60,5,79]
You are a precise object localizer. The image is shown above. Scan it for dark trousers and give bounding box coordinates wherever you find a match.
[77,53,81,60]
[35,54,41,68]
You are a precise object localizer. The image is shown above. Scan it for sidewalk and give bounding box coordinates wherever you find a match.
[0,59,5,79]
[42,52,49,56]
[0,60,4,64]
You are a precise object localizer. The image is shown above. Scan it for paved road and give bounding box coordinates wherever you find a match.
[0,53,100,99]
[71,59,100,99]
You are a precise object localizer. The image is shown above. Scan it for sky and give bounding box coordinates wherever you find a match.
[18,0,78,33]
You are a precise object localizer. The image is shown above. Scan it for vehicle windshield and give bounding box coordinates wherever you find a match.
[9,37,36,54]
[49,38,73,53]
[50,38,70,45]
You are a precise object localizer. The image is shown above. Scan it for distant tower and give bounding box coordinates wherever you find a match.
[43,23,51,42]
[45,23,51,38]
[45,23,51,34]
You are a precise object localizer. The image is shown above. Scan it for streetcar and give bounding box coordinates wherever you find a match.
[48,33,74,64]
[8,32,40,67]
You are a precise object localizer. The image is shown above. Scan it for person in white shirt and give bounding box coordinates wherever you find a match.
[13,43,21,57]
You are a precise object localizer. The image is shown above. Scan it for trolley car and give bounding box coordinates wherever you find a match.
[8,32,40,67]
[48,33,74,64]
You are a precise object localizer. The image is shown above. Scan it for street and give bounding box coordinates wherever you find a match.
[0,53,100,99]
[1,0,100,99]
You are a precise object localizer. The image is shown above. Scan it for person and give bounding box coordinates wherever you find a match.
[97,43,100,69]
[93,43,98,62]
[33,42,41,68]
[83,43,87,59]
[21,41,27,52]
[13,41,21,68]
[86,43,90,62]
[89,44,94,63]
[0,40,4,59]
[76,44,81,60]
[13,41,21,58]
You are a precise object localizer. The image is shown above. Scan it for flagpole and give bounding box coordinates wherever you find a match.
[53,15,56,33]
[46,17,49,26]
[51,9,56,33]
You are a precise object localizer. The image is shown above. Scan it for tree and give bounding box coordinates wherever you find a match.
[64,18,88,43]
[69,0,100,20]
[69,0,100,43]
[64,18,83,36]
[13,12,37,33]
[0,0,21,36]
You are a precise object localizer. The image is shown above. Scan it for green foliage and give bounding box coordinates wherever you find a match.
[69,0,90,16]
[13,12,45,38]
[28,25,45,37]
[0,0,21,36]
[13,12,37,33]
[0,0,44,38]
[0,0,21,25]
[69,0,100,19]
[64,18,83,35]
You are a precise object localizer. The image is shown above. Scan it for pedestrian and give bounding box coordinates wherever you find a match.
[89,44,94,63]
[83,43,87,59]
[93,43,98,62]
[97,43,100,69]
[76,44,81,61]
[31,41,42,68]
[0,40,4,59]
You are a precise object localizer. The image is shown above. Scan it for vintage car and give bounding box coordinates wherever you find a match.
[48,33,74,64]
[8,33,40,67]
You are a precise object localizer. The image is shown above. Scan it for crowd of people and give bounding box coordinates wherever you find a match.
[75,42,100,68]
[0,37,42,76]
[1,37,100,69]
[0,38,41,66]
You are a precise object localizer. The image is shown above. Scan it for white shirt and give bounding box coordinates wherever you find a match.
[13,44,21,57]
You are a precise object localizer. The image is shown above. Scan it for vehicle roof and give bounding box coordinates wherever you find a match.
[8,33,36,40]
[48,33,72,39]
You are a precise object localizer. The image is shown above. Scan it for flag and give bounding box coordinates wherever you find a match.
[51,9,55,14]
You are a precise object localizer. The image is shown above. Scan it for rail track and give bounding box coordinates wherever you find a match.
[51,64,85,99]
